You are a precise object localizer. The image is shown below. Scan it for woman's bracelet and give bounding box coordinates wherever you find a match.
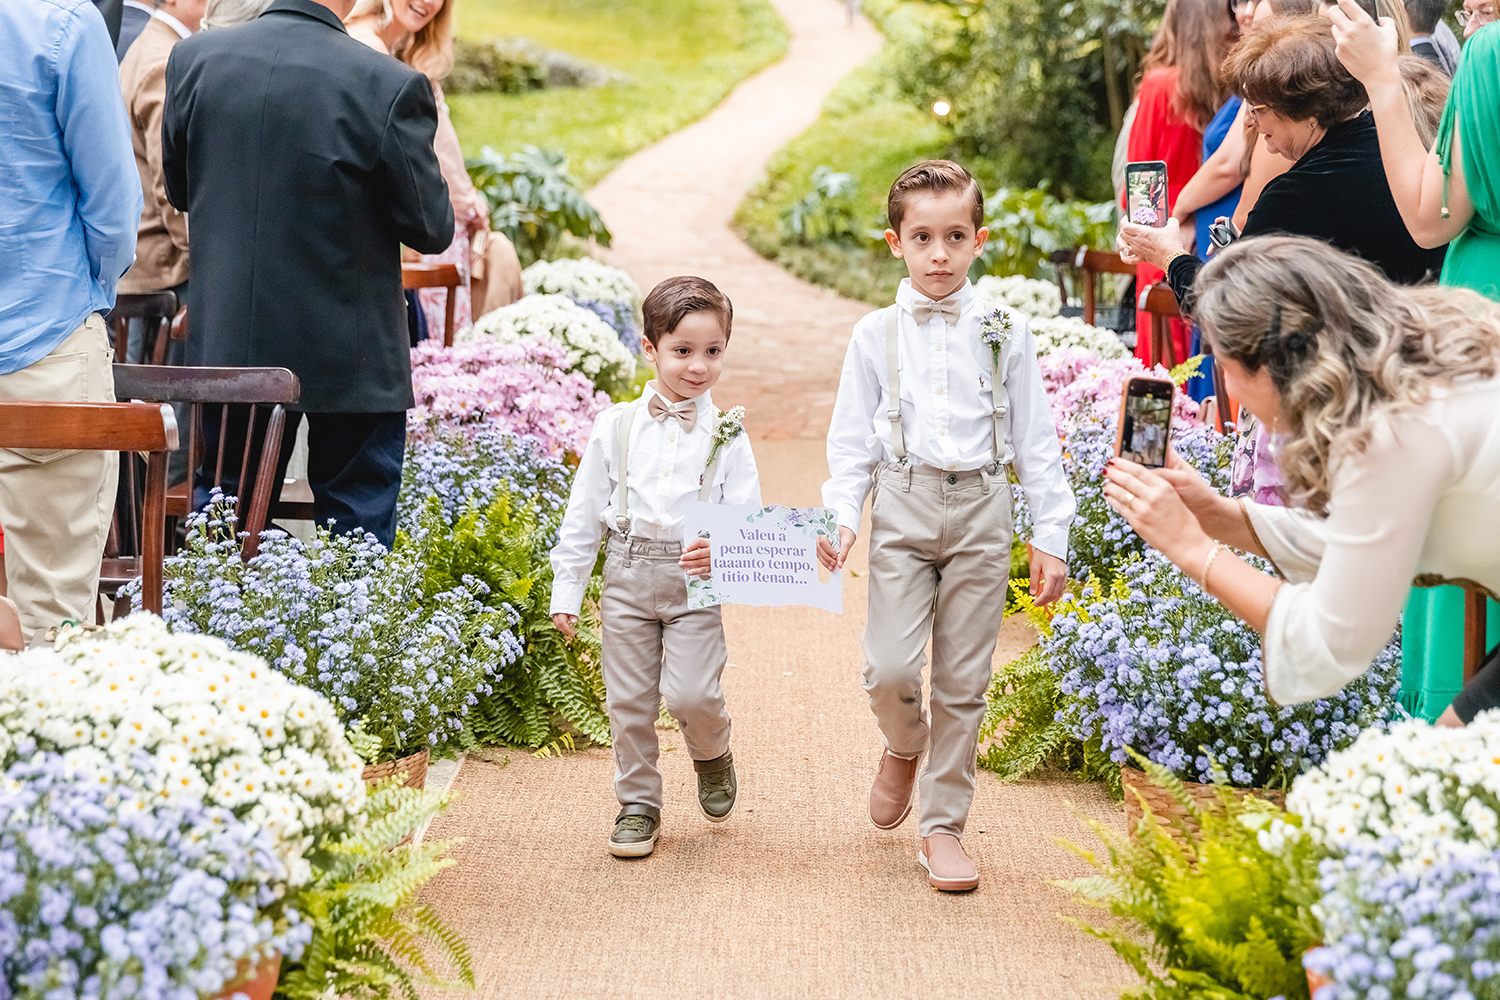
[1164,249,1193,270]
[1200,541,1229,593]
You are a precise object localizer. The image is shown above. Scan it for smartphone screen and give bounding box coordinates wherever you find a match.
[1125,161,1169,228]
[1116,377,1174,468]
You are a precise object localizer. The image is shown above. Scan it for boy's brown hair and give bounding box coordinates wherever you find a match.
[886,160,985,237]
[642,276,733,347]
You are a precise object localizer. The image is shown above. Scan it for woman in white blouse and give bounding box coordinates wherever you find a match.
[1103,236,1500,725]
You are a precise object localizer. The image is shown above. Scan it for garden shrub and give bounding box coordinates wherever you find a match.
[1059,758,1323,1000]
[779,166,865,245]
[463,294,637,400]
[977,184,1118,280]
[466,146,612,265]
[522,257,645,354]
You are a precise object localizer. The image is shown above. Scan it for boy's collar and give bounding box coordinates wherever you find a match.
[896,277,975,316]
[642,380,714,413]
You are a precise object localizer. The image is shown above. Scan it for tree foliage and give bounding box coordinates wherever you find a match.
[889,0,1167,201]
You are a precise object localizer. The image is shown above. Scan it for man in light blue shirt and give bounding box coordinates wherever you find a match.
[0,0,142,634]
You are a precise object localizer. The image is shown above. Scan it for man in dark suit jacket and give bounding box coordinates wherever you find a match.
[162,0,452,546]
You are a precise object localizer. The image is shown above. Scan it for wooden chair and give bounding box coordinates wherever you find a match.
[113,365,301,564]
[0,401,177,615]
[1465,587,1490,684]
[403,262,462,347]
[105,291,181,365]
[1072,248,1136,327]
[1137,282,1181,370]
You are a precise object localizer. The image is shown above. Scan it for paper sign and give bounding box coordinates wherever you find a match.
[682,503,843,613]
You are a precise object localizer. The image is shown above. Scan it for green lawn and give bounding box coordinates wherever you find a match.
[450,0,788,186]
[733,55,953,306]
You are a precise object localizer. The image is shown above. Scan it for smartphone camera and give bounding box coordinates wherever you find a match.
[1125,161,1169,229]
[1116,377,1175,468]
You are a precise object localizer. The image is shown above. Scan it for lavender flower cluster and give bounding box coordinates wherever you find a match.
[1014,410,1231,587]
[1048,552,1400,788]
[398,424,572,532]
[1307,844,1500,1000]
[154,504,523,761]
[0,752,309,1000]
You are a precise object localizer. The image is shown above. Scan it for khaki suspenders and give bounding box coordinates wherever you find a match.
[882,304,1011,469]
[613,400,719,539]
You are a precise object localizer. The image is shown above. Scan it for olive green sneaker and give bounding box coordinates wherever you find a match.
[608,804,661,858]
[694,750,737,822]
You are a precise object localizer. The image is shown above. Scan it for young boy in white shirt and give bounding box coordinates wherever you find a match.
[551,276,761,858]
[817,161,1075,891]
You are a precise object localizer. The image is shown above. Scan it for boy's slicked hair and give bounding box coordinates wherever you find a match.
[642,275,733,348]
[886,160,985,236]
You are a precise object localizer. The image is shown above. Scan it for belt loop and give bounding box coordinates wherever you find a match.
[902,464,913,492]
[621,533,632,568]
[979,468,991,495]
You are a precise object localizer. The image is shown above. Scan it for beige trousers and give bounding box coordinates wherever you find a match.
[863,462,1013,837]
[0,315,117,633]
[601,533,732,810]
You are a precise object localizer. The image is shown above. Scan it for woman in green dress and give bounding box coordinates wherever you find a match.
[1330,0,1500,719]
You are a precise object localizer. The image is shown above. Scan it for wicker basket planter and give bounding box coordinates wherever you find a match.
[1120,765,1286,842]
[206,952,281,1000]
[361,747,430,791]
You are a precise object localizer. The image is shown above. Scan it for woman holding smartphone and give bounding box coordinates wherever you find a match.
[1104,237,1500,726]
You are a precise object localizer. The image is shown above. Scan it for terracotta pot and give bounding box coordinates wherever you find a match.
[207,953,281,1000]
[361,747,429,791]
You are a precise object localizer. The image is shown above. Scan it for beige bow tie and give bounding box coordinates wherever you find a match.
[647,394,698,432]
[912,296,962,326]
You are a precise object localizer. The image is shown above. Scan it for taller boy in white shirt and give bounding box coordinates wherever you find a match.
[818,161,1075,891]
[551,276,760,859]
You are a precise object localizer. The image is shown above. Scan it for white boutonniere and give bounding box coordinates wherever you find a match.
[706,406,746,467]
[979,308,1014,368]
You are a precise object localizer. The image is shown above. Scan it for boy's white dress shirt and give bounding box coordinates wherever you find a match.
[822,278,1075,560]
[550,381,762,616]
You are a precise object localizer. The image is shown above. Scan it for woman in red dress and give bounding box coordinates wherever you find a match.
[1126,0,1239,365]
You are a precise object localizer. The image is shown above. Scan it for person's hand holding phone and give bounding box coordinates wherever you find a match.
[1117,218,1187,271]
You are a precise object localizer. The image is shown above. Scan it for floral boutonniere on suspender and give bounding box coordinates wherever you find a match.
[706,406,747,469]
[979,308,1014,368]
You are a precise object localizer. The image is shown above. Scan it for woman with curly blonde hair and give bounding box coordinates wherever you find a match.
[1103,237,1500,725]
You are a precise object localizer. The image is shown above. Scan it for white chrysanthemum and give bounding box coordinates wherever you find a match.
[973,274,1063,320]
[0,613,366,887]
[1028,315,1129,359]
[522,257,643,309]
[462,293,636,395]
[1289,711,1500,877]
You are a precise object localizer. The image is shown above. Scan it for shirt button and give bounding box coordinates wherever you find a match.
[939,429,948,436]
[669,435,677,443]
[935,387,945,395]
[660,469,670,477]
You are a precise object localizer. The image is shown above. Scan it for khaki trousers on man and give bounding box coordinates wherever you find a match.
[601,534,732,811]
[0,315,117,634]
[863,461,1013,838]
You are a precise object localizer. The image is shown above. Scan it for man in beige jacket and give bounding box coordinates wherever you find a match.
[118,0,203,351]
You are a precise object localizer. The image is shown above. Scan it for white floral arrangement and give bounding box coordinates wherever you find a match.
[1287,711,1500,876]
[1029,314,1129,359]
[522,258,645,355]
[0,614,366,889]
[973,274,1063,320]
[706,405,746,467]
[463,293,637,399]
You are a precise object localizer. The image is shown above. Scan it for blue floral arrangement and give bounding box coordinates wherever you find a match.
[0,751,309,1000]
[1013,413,1232,588]
[1046,551,1401,789]
[151,502,523,762]
[1308,844,1500,1000]
[399,425,572,529]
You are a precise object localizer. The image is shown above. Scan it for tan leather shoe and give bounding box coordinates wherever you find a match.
[869,749,921,829]
[919,834,979,892]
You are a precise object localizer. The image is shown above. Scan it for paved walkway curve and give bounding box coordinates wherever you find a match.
[423,3,1129,997]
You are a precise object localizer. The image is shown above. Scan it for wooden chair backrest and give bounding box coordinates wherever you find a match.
[105,291,179,366]
[1073,248,1135,326]
[114,365,300,560]
[0,401,177,614]
[1137,281,1181,369]
[403,262,462,347]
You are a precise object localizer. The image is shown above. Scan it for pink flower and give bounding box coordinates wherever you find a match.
[1040,353,1201,439]
[410,336,610,458]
